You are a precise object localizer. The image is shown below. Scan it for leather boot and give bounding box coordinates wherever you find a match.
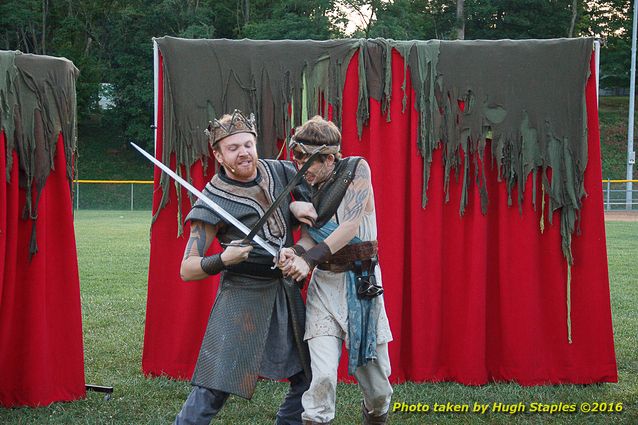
[362,402,389,425]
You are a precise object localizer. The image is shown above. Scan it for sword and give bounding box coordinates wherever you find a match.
[244,150,322,241]
[130,142,278,257]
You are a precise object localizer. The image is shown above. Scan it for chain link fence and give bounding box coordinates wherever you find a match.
[72,179,638,211]
[73,180,154,210]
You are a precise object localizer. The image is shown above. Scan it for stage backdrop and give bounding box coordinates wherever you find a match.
[142,37,617,386]
[0,51,85,406]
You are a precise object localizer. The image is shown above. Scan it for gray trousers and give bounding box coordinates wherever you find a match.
[174,371,310,425]
[301,336,392,423]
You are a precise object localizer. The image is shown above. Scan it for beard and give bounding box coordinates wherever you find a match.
[226,154,257,180]
[304,161,331,186]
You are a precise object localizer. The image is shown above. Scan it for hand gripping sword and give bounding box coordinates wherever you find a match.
[131,142,278,256]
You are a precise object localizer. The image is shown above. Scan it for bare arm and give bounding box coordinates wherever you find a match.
[180,221,218,281]
[295,225,317,251]
[323,159,372,254]
[180,220,252,281]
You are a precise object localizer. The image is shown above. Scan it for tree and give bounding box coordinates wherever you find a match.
[464,0,575,40]
[456,0,465,40]
[338,0,383,38]
[581,0,633,89]
[368,0,456,40]
[243,0,344,39]
[0,0,47,53]
[2,0,633,154]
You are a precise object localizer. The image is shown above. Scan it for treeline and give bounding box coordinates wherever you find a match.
[0,0,633,149]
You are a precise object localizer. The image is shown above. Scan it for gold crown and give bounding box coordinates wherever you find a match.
[206,109,257,146]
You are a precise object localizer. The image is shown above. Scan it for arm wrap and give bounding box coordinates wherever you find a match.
[291,244,307,256]
[301,241,332,270]
[200,253,225,275]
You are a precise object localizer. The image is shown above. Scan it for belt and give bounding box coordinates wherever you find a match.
[226,262,283,278]
[317,240,378,273]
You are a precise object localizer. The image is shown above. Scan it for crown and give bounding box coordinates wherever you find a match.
[206,109,257,146]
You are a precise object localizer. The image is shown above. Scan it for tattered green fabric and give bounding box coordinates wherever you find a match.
[395,39,593,343]
[356,39,394,136]
[157,37,592,264]
[406,39,592,268]
[0,50,79,256]
[393,41,442,207]
[155,37,359,227]
[0,51,19,181]
[156,37,593,343]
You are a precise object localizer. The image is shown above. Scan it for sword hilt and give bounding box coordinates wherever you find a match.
[271,238,285,270]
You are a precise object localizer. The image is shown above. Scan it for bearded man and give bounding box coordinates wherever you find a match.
[279,116,393,425]
[174,110,310,425]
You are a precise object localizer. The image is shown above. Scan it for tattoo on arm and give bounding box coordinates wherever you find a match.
[183,222,208,259]
[341,162,371,223]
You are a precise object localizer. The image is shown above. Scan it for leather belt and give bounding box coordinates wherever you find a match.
[317,240,378,273]
[226,262,283,278]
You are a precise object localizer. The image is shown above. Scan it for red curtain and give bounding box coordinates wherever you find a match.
[0,132,86,407]
[142,55,221,379]
[142,50,617,385]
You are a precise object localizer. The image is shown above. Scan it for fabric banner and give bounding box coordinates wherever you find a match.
[142,55,221,379]
[142,43,617,385]
[0,132,85,407]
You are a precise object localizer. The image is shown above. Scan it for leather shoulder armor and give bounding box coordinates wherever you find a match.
[312,156,362,227]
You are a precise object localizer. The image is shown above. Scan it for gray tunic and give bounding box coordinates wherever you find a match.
[186,160,310,399]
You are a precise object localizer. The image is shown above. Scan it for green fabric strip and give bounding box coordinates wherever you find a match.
[0,50,78,256]
[156,38,593,273]
[154,37,359,225]
[0,50,19,181]
[394,38,592,268]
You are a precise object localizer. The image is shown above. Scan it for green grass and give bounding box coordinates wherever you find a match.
[0,212,636,424]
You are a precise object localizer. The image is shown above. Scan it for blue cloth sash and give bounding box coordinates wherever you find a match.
[307,221,379,374]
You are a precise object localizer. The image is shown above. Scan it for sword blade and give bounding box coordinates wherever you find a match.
[245,150,321,241]
[130,142,277,257]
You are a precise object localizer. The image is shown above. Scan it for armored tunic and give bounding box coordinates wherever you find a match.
[185,159,310,399]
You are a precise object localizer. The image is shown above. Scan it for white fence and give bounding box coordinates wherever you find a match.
[602,179,638,210]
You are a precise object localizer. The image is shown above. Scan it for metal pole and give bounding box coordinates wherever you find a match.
[606,179,611,210]
[595,39,601,106]
[627,0,637,209]
[131,183,134,211]
[153,40,159,154]
[76,181,80,210]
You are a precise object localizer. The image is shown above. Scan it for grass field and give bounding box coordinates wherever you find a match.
[0,211,636,424]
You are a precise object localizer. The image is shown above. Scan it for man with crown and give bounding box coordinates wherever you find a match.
[174,110,311,424]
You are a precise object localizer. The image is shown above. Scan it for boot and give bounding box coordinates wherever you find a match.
[362,402,388,425]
